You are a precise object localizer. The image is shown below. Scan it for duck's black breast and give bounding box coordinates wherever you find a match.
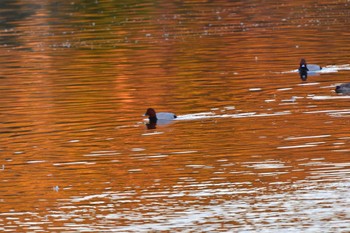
[149,116,158,124]
[299,67,308,81]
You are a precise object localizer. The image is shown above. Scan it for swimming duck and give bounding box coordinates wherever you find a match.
[335,83,350,94]
[299,58,322,80]
[144,108,177,129]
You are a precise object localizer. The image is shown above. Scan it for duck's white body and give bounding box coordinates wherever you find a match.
[155,112,177,120]
[306,64,322,72]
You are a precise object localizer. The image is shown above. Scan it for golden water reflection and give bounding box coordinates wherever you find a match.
[0,0,350,232]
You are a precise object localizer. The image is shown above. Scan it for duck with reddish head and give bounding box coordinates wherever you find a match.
[144,108,177,129]
[298,58,322,81]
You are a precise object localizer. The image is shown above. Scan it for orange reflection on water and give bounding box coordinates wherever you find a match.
[0,0,350,232]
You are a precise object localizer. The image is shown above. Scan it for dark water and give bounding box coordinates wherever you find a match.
[1,0,350,232]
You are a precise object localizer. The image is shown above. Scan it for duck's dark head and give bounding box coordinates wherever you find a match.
[335,86,341,93]
[145,108,157,123]
[299,58,307,67]
[299,59,308,70]
[145,108,156,117]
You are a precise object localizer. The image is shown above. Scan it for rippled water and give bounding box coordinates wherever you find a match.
[1,0,350,232]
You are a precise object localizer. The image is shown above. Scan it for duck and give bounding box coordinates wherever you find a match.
[144,108,177,129]
[335,83,350,94]
[299,58,322,80]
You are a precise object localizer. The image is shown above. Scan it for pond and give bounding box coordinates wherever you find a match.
[0,0,349,232]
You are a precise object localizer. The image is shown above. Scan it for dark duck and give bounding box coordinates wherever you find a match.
[335,83,350,94]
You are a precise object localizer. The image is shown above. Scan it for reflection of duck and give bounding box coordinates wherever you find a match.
[335,83,350,94]
[298,58,322,81]
[144,108,177,129]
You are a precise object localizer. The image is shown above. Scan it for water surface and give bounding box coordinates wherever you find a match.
[1,0,350,232]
